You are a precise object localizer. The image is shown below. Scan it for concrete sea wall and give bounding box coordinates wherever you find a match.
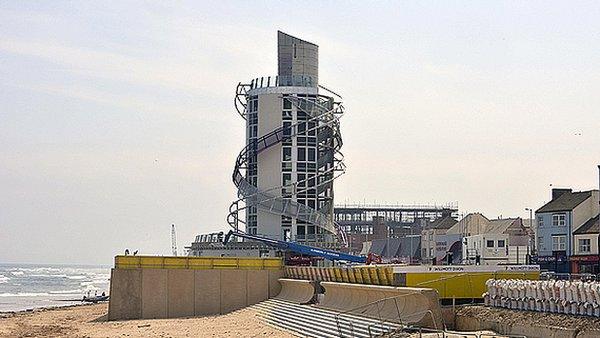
[108,256,284,321]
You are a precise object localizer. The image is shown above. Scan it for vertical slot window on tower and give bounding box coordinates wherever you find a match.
[307,148,316,162]
[283,121,292,137]
[298,148,306,161]
[282,147,292,161]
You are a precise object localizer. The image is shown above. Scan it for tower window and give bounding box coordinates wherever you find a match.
[282,147,292,161]
[283,98,292,109]
[308,148,316,162]
[283,173,292,186]
[298,148,306,161]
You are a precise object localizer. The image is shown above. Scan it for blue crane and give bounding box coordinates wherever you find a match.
[223,230,369,263]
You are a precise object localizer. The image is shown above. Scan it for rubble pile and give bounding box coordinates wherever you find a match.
[483,279,600,317]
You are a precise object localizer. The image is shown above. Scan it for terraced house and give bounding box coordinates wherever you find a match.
[535,188,600,273]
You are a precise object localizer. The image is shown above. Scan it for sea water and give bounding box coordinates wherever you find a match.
[0,263,110,312]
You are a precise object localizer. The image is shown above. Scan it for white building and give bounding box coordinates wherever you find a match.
[421,216,461,264]
[228,31,345,249]
[462,233,529,265]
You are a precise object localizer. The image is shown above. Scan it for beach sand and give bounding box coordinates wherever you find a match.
[0,303,295,338]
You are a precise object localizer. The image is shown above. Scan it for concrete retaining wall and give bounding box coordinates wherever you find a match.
[456,313,587,338]
[318,282,443,329]
[275,278,316,304]
[108,268,284,320]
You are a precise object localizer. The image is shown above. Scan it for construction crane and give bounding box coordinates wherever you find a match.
[171,224,178,256]
[223,230,381,264]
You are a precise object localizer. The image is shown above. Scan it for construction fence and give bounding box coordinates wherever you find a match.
[114,255,283,270]
[285,265,396,286]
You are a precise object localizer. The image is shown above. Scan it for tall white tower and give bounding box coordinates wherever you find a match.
[229,31,346,249]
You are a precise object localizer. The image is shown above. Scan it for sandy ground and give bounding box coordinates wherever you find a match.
[457,305,600,331]
[0,303,295,338]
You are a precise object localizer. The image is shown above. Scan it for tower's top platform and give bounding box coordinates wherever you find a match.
[278,31,318,84]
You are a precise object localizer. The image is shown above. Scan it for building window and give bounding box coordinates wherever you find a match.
[282,147,292,161]
[552,235,566,251]
[497,240,505,248]
[282,173,292,186]
[298,148,306,161]
[538,236,544,250]
[283,97,292,110]
[307,148,316,162]
[552,213,566,226]
[537,216,544,227]
[579,238,591,253]
[486,240,494,248]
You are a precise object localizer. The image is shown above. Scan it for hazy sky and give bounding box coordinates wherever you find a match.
[2,2,599,265]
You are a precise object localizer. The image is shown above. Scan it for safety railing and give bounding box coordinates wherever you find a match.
[404,326,526,338]
[114,255,283,270]
[248,75,317,90]
[334,291,439,337]
[229,87,347,245]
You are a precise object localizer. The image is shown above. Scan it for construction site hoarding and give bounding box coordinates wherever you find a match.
[114,255,283,270]
[393,265,540,299]
[285,264,540,299]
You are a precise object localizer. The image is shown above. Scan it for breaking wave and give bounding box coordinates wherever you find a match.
[0,292,50,297]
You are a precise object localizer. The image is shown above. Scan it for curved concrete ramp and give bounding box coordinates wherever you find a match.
[275,278,316,304]
[319,282,443,329]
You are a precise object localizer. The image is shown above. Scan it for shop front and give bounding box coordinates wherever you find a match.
[533,251,569,273]
[570,255,600,274]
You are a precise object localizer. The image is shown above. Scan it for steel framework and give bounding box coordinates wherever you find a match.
[227,77,347,245]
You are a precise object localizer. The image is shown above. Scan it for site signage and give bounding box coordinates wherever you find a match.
[569,255,600,262]
[393,264,540,274]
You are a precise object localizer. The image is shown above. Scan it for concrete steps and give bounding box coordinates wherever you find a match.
[251,298,405,338]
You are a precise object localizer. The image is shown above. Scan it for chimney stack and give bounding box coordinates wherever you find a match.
[552,188,572,200]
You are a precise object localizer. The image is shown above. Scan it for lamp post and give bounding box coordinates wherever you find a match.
[525,207,533,264]
[386,224,390,260]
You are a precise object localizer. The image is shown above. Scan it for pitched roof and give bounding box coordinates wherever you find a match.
[536,191,592,213]
[425,216,457,230]
[574,215,600,235]
[485,218,518,234]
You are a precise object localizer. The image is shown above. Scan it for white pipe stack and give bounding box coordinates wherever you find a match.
[483,279,600,317]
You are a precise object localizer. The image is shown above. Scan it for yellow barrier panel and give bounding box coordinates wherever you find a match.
[360,267,371,284]
[163,257,188,269]
[385,267,394,285]
[114,256,283,270]
[188,257,214,269]
[333,268,343,282]
[353,268,364,284]
[368,267,380,285]
[341,269,350,283]
[347,268,356,283]
[405,271,540,299]
[376,266,389,286]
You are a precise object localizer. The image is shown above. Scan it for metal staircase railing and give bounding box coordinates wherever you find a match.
[228,82,347,245]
